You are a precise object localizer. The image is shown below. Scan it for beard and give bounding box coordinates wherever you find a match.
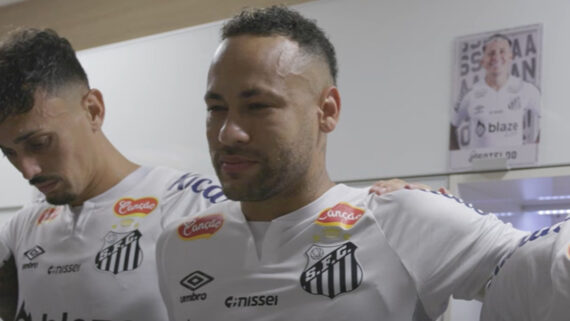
[30,175,77,205]
[212,144,310,202]
[45,192,77,205]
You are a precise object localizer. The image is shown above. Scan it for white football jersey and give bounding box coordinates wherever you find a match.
[0,166,224,321]
[452,76,540,149]
[157,185,526,321]
[480,217,570,321]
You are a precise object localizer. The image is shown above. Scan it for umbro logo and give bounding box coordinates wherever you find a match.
[24,245,45,261]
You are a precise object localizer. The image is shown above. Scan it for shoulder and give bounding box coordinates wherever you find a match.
[157,167,225,205]
[509,76,540,97]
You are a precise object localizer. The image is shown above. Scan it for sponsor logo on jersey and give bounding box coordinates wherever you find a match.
[168,173,227,204]
[47,263,81,275]
[315,203,365,229]
[224,294,279,308]
[178,214,224,241]
[300,242,363,299]
[37,207,59,225]
[113,197,158,217]
[95,230,143,274]
[179,270,214,303]
[508,96,522,110]
[475,120,486,137]
[22,245,45,270]
[474,105,485,115]
[24,245,45,260]
[16,301,130,321]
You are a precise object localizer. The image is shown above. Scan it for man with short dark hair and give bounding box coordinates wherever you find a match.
[450,33,540,150]
[156,6,526,320]
[0,28,223,321]
[0,27,400,321]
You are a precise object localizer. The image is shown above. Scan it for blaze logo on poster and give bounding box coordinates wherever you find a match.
[300,242,363,299]
[95,230,143,274]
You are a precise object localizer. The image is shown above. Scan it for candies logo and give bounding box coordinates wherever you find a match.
[315,203,365,229]
[178,214,224,241]
[114,197,158,217]
[37,207,59,225]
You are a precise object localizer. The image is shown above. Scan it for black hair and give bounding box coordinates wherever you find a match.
[0,28,89,123]
[222,6,338,84]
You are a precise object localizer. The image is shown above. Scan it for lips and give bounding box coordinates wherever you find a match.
[218,155,258,174]
[33,178,59,194]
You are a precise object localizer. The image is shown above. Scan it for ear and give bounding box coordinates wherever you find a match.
[318,86,341,133]
[83,89,105,132]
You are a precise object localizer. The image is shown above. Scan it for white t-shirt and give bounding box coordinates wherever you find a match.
[452,76,540,149]
[0,166,224,321]
[157,185,526,321]
[480,217,570,321]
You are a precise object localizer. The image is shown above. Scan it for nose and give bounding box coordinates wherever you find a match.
[16,155,42,180]
[218,115,250,146]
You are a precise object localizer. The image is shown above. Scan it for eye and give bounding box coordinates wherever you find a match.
[27,135,52,152]
[248,103,270,110]
[207,105,227,112]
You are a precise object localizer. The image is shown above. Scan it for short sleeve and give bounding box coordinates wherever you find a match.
[369,190,526,318]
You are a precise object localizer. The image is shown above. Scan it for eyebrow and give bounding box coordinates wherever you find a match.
[13,130,41,144]
[204,89,277,101]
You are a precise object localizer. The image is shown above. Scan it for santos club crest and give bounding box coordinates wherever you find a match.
[300,242,363,299]
[95,230,143,274]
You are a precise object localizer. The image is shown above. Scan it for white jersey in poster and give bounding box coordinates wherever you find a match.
[480,217,570,321]
[0,166,224,321]
[452,76,540,149]
[157,185,526,321]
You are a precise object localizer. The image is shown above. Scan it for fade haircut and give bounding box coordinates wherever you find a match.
[0,28,89,123]
[482,33,513,52]
[221,6,338,85]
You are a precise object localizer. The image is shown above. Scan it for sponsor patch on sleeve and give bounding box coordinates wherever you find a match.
[114,197,158,217]
[315,202,365,229]
[178,214,224,241]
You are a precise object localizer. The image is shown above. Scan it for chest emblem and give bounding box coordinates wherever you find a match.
[95,230,143,274]
[300,242,363,299]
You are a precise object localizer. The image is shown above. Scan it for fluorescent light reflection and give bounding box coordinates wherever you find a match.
[537,209,570,215]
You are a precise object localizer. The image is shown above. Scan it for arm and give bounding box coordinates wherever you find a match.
[369,179,448,195]
[0,254,18,321]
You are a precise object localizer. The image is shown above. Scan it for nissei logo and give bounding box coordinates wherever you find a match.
[47,264,81,275]
[224,295,279,308]
[114,197,158,217]
[178,214,224,241]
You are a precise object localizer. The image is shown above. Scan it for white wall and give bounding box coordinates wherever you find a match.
[1,0,569,209]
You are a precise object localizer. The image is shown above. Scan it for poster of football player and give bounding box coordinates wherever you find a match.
[449,24,542,171]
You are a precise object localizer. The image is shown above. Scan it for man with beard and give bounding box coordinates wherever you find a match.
[156,6,526,321]
[0,27,402,321]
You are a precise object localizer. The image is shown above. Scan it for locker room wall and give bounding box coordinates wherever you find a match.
[1,0,569,215]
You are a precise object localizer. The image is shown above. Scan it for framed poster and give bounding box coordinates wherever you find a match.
[449,24,542,171]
